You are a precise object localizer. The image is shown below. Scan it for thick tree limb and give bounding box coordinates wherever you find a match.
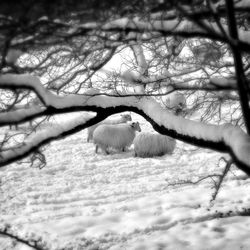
[0,113,109,167]
[226,0,250,134]
[0,73,250,174]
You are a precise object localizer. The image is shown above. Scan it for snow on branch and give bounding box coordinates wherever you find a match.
[112,66,202,91]
[210,77,237,88]
[117,43,148,95]
[1,73,250,174]
[0,107,45,126]
[5,49,24,66]
[138,98,250,174]
[0,74,51,105]
[0,74,94,109]
[130,44,148,75]
[74,17,250,50]
[0,113,105,167]
[137,67,202,86]
[229,0,250,10]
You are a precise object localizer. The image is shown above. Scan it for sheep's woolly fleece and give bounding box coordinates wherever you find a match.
[134,132,176,157]
[87,114,132,141]
[93,122,140,153]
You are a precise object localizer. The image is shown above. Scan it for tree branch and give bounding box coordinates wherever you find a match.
[210,157,233,202]
[70,17,250,52]
[0,112,109,167]
[1,74,250,173]
[226,0,250,134]
[0,227,47,250]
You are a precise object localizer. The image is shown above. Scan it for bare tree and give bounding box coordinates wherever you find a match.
[1,0,250,175]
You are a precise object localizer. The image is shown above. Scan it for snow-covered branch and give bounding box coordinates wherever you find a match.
[1,73,250,174]
[210,77,237,88]
[0,106,46,126]
[130,44,148,75]
[0,74,52,105]
[0,113,110,167]
[72,17,250,51]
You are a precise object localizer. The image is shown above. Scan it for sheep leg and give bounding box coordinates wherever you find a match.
[87,131,93,142]
[104,147,109,155]
[95,145,99,153]
[87,132,92,142]
[101,145,109,155]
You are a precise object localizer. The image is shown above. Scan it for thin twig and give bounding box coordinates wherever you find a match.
[211,157,233,201]
[0,228,47,250]
[166,157,234,203]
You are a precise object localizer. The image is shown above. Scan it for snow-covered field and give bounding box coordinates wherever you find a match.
[1,113,250,250]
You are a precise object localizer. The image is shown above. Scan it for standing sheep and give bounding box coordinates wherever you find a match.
[134,132,176,158]
[93,121,141,154]
[87,113,132,142]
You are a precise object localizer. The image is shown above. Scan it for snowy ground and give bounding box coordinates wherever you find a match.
[1,113,250,250]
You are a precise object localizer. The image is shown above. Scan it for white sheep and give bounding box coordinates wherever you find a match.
[87,113,132,142]
[134,132,176,158]
[93,121,141,154]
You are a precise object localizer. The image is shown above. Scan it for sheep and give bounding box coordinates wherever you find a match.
[87,113,132,142]
[134,132,176,158]
[93,121,141,154]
